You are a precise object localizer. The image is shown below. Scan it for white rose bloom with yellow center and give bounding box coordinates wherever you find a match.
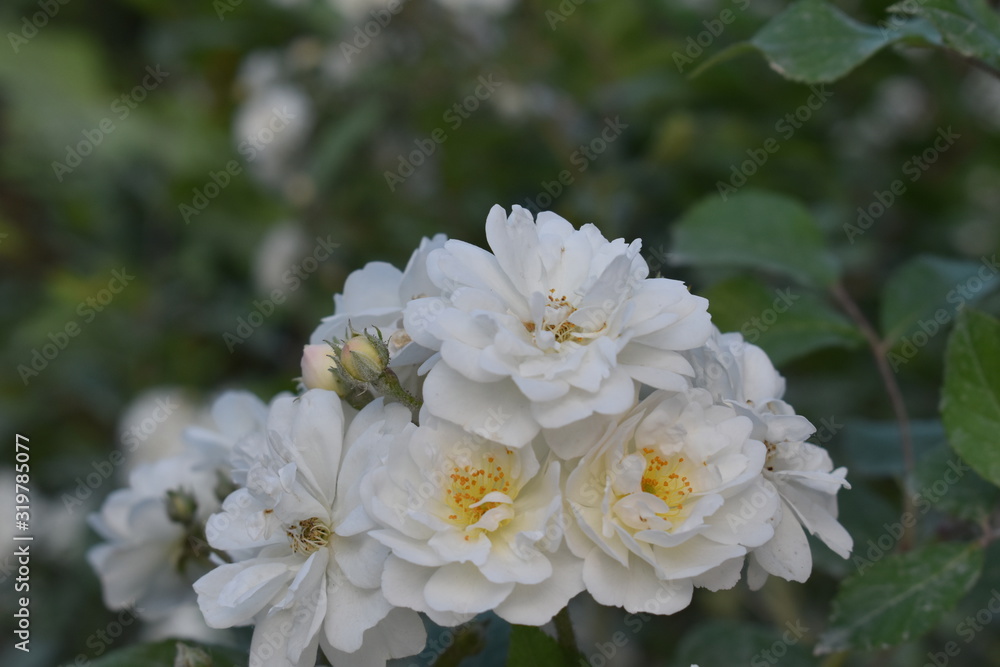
[193,392,425,667]
[361,415,584,627]
[404,204,712,458]
[685,329,852,588]
[564,388,778,615]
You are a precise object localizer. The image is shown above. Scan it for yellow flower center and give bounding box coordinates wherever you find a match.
[523,290,605,345]
[285,517,332,555]
[444,450,516,537]
[640,448,697,519]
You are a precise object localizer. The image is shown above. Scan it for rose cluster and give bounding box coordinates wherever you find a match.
[88,205,852,666]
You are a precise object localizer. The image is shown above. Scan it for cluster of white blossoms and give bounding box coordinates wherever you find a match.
[88,204,852,666]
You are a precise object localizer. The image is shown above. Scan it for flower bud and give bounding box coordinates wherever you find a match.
[165,488,198,525]
[300,344,349,396]
[340,333,388,382]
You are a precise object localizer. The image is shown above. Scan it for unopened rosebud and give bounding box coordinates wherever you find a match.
[166,488,198,525]
[300,344,349,396]
[340,333,388,382]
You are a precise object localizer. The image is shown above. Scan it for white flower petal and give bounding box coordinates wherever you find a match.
[90,540,176,611]
[249,607,321,667]
[195,558,292,628]
[322,566,391,653]
[432,241,527,317]
[583,549,692,615]
[369,529,447,566]
[266,391,344,504]
[332,534,391,590]
[423,562,515,615]
[422,365,539,448]
[428,529,492,566]
[220,559,297,610]
[531,368,636,429]
[477,535,553,585]
[542,413,617,460]
[493,545,584,625]
[334,400,413,534]
[381,556,473,627]
[321,608,427,667]
[485,204,544,296]
[749,505,812,583]
[335,261,404,315]
[690,555,744,591]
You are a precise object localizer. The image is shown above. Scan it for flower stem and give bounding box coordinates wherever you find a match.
[553,606,578,660]
[830,282,915,550]
[374,368,422,411]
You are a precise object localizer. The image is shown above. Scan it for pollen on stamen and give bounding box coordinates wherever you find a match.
[639,450,696,524]
[286,517,332,555]
[442,452,517,530]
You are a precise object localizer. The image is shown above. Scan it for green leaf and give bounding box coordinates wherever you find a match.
[80,639,247,667]
[825,483,901,579]
[694,0,941,83]
[914,444,999,521]
[891,0,1000,71]
[673,619,817,667]
[506,625,574,667]
[881,255,999,349]
[816,542,984,653]
[672,189,839,288]
[842,419,946,477]
[702,277,862,365]
[942,308,1000,488]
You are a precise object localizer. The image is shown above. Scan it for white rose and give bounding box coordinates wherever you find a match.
[685,328,852,588]
[87,453,219,618]
[194,393,425,667]
[361,414,583,627]
[564,388,778,615]
[405,204,711,458]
